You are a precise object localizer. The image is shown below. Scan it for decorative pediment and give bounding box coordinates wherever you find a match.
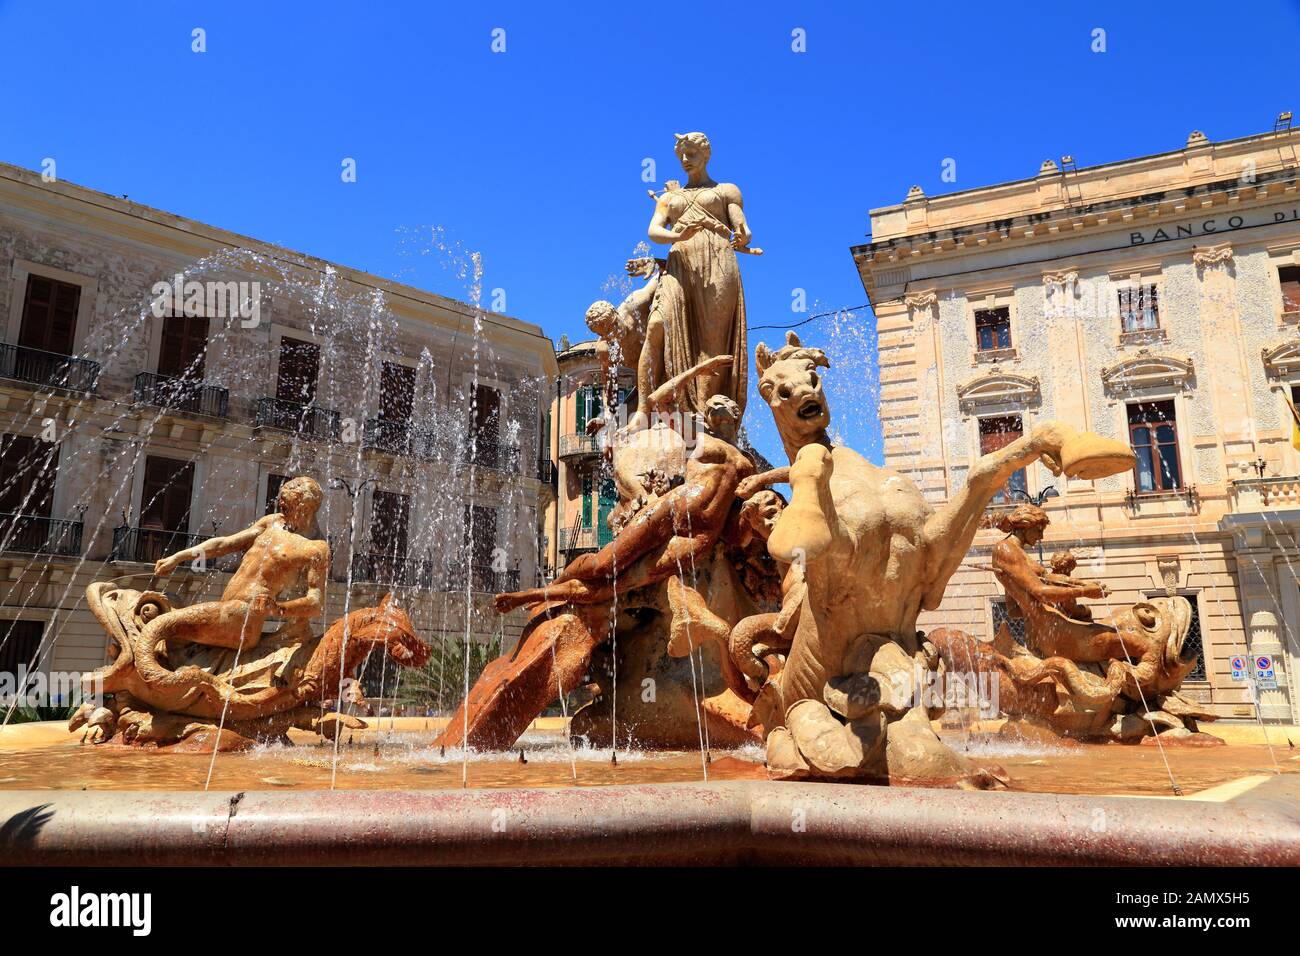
[957,368,1041,412]
[1101,349,1194,395]
[1261,337,1300,378]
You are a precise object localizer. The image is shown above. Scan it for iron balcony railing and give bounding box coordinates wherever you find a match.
[348,552,520,593]
[134,372,229,420]
[110,526,212,565]
[254,397,341,441]
[362,418,440,459]
[0,513,83,557]
[350,551,437,588]
[559,525,598,552]
[462,440,521,474]
[0,343,100,394]
[558,432,599,459]
[537,458,557,487]
[446,563,520,594]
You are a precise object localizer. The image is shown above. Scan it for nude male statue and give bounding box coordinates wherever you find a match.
[149,475,329,653]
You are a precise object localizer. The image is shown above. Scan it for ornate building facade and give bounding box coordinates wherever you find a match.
[0,161,557,697]
[853,125,1300,721]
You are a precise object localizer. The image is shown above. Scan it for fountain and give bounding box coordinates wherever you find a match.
[0,133,1297,866]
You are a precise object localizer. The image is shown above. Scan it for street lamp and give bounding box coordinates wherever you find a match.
[1009,484,1060,560]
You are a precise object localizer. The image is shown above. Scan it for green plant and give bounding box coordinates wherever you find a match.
[391,636,502,715]
[6,700,79,724]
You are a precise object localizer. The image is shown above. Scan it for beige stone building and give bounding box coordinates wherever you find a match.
[542,338,631,575]
[853,124,1300,721]
[0,161,557,702]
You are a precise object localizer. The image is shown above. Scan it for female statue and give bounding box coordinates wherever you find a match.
[643,132,751,419]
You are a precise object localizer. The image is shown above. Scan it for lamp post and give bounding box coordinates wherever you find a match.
[1009,484,1060,561]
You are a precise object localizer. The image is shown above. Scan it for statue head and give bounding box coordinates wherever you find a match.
[1048,550,1078,575]
[674,132,711,177]
[703,393,740,442]
[584,299,619,337]
[1108,596,1197,687]
[995,503,1049,545]
[756,331,831,449]
[739,489,787,543]
[278,476,323,530]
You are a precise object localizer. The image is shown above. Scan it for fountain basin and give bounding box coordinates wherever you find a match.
[1,775,1297,866]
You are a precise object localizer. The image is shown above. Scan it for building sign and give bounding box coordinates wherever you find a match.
[1129,206,1300,246]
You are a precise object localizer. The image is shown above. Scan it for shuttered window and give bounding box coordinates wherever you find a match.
[19,275,79,355]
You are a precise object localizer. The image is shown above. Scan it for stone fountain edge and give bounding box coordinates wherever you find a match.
[0,775,1296,866]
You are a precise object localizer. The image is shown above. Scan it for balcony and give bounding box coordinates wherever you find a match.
[254,397,341,441]
[362,418,440,459]
[347,552,520,593]
[462,440,520,474]
[1228,476,1300,512]
[559,525,598,552]
[559,432,599,459]
[110,526,213,565]
[0,343,100,394]
[0,513,83,557]
[537,458,557,487]
[446,563,520,594]
[134,372,229,420]
[350,551,437,588]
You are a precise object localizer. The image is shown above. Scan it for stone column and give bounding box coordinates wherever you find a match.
[1248,611,1293,722]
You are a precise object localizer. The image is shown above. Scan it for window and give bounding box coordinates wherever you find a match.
[157,314,208,380]
[979,416,1026,504]
[1280,265,1300,317]
[0,620,44,690]
[0,434,57,517]
[574,384,599,433]
[474,384,501,445]
[370,491,410,558]
[1128,400,1181,492]
[276,338,319,406]
[974,307,1011,352]
[463,504,497,567]
[19,275,79,355]
[990,599,1026,647]
[140,456,194,533]
[378,362,416,424]
[1182,595,1206,682]
[264,473,289,515]
[1118,283,1159,333]
[1291,385,1300,445]
[597,477,617,546]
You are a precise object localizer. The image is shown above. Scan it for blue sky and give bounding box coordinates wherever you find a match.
[2,1,1297,465]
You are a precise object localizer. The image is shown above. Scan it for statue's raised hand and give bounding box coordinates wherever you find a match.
[153,554,181,578]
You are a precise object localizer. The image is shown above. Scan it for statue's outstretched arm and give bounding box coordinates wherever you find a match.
[737,466,790,499]
[153,518,267,576]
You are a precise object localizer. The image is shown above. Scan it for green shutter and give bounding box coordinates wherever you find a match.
[582,473,592,527]
[575,386,588,434]
[597,477,617,546]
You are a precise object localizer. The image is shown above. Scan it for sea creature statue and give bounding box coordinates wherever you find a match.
[929,504,1219,745]
[69,476,429,748]
[729,331,1142,785]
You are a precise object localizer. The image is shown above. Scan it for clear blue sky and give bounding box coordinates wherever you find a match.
[2,1,1297,465]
